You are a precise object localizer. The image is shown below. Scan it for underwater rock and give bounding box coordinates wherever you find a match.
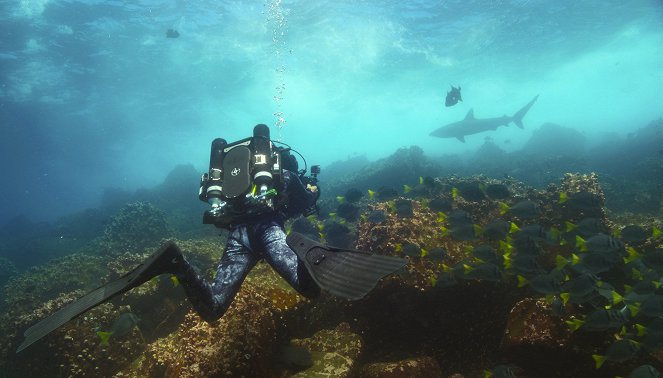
[322,146,439,204]
[6,168,660,378]
[501,298,571,350]
[122,259,310,377]
[102,202,171,255]
[557,173,606,219]
[360,356,443,378]
[130,285,277,378]
[289,322,363,378]
[2,253,108,316]
[521,123,586,158]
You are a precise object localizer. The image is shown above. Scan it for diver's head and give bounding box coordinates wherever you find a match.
[253,124,270,140]
[281,149,299,172]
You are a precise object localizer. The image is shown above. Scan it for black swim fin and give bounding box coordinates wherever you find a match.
[286,232,407,300]
[16,241,183,353]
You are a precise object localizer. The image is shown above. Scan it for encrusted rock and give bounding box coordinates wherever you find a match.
[359,356,443,378]
[290,322,364,377]
[130,285,276,378]
[501,297,571,350]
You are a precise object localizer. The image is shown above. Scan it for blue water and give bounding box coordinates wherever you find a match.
[1,0,662,223]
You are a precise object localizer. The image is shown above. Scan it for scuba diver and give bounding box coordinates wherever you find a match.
[445,85,462,107]
[17,124,406,352]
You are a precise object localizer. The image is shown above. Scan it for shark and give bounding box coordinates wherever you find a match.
[430,95,539,142]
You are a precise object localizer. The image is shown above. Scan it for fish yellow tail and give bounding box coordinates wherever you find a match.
[499,202,510,215]
[559,192,569,204]
[565,221,576,232]
[97,331,112,346]
[565,318,584,332]
[592,354,606,369]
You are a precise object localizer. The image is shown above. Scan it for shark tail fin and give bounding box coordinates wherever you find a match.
[512,95,539,129]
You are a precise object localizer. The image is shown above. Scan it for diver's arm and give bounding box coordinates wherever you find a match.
[282,170,319,216]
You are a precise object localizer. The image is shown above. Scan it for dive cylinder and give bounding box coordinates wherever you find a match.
[251,124,276,194]
[203,138,227,206]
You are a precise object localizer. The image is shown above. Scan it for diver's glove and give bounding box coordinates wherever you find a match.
[307,184,320,202]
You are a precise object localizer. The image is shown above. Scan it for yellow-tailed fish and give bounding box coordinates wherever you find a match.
[575,235,587,252]
[565,221,576,232]
[559,192,569,204]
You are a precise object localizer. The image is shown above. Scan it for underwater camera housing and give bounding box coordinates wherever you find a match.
[199,124,283,227]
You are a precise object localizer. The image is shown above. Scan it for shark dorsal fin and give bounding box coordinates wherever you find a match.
[465,109,474,120]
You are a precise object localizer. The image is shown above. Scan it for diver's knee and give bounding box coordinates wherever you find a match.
[198,310,224,323]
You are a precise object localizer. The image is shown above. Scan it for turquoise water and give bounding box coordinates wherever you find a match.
[1,0,662,223]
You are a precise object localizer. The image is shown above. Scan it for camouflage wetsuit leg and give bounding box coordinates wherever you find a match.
[176,225,257,322]
[253,217,320,300]
[176,215,319,322]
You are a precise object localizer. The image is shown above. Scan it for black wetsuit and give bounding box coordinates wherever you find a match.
[176,170,320,322]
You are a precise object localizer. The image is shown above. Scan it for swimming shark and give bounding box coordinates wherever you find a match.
[430,95,539,142]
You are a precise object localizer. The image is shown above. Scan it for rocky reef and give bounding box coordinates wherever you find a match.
[101,201,172,255]
[2,169,663,377]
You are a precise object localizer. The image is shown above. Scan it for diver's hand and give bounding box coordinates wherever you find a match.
[306,184,318,193]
